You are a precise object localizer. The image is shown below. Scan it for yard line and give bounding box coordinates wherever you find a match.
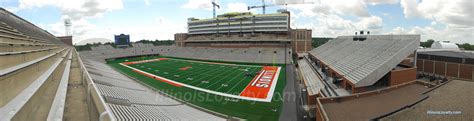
[189,65,238,86]
[201,67,246,88]
[173,63,230,82]
[138,60,214,78]
[214,70,249,91]
[225,67,262,93]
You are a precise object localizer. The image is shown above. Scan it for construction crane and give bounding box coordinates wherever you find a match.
[212,0,220,18]
[248,0,314,14]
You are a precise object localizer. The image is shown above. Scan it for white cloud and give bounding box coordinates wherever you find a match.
[285,0,370,18]
[401,0,473,27]
[71,17,186,44]
[181,0,213,11]
[19,0,123,20]
[226,3,250,13]
[400,0,421,18]
[388,26,474,44]
[4,7,19,13]
[16,0,124,44]
[398,0,473,43]
[144,0,151,6]
[357,16,383,30]
[366,0,399,5]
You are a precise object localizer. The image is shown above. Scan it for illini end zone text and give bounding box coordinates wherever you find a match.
[240,66,280,99]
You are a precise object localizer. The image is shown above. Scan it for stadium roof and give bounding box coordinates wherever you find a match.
[310,35,420,87]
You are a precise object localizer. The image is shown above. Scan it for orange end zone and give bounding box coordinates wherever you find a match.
[132,69,183,87]
[239,66,279,99]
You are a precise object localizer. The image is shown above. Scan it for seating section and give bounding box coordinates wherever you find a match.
[81,44,292,64]
[297,59,325,96]
[81,58,225,121]
[0,8,76,121]
[309,35,420,87]
[0,9,63,44]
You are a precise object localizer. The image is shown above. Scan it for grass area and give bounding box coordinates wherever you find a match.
[107,56,286,121]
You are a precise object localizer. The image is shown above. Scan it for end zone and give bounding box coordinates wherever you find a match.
[240,66,281,101]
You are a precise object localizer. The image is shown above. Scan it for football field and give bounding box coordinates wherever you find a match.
[108,56,286,120]
[120,57,281,102]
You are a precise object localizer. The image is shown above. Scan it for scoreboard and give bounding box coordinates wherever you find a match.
[115,34,130,47]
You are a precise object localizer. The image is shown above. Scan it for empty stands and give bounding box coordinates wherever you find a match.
[309,35,420,87]
[81,44,292,64]
[0,8,74,120]
[80,57,226,121]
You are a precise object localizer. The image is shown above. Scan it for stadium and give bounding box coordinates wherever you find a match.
[0,1,473,121]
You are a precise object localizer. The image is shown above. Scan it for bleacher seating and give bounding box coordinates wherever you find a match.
[0,7,78,121]
[81,44,292,64]
[80,58,225,120]
[309,35,420,87]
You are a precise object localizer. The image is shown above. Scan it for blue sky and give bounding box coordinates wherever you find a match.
[1,0,473,44]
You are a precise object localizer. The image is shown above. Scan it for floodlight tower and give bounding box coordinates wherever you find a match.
[212,0,220,18]
[64,19,72,36]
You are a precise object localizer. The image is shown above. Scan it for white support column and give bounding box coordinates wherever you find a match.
[422,59,425,72]
[444,62,447,76]
[457,64,460,78]
[414,50,417,67]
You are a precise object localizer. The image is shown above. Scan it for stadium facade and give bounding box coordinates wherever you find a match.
[416,50,474,81]
[175,11,312,53]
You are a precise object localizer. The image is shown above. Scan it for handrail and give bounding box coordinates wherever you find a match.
[75,49,116,121]
[316,98,330,121]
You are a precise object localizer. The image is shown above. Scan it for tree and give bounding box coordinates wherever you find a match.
[312,37,333,48]
[458,43,473,50]
[420,39,435,48]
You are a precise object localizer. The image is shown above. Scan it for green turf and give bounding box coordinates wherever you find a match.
[107,56,286,121]
[128,58,262,94]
